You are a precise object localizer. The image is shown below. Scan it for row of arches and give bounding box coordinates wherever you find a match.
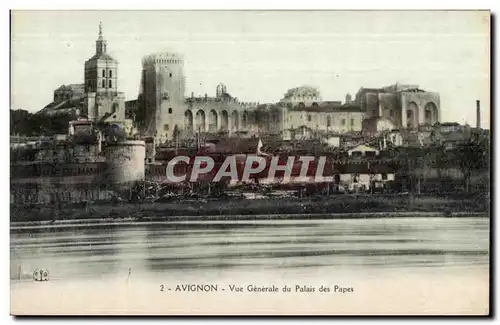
[406,102,438,129]
[185,109,241,132]
[183,109,281,133]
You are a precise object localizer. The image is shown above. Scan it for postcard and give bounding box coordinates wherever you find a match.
[10,10,490,316]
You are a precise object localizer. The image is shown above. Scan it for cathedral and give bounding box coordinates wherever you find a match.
[81,22,126,122]
[39,22,133,134]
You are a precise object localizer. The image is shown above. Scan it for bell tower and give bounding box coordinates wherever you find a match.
[84,22,117,94]
[83,22,124,121]
[96,21,107,55]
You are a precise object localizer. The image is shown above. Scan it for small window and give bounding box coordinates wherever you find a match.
[307,115,311,122]
[109,80,112,88]
[390,110,394,117]
[350,118,354,126]
[382,173,388,180]
[102,79,106,88]
[109,70,112,78]
[102,69,106,77]
[341,119,346,126]
[164,124,169,131]
[326,116,331,127]
[169,73,172,77]
[168,107,172,114]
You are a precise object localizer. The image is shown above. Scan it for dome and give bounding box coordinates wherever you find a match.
[216,83,228,98]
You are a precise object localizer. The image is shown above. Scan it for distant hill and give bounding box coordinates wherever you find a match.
[10,109,76,136]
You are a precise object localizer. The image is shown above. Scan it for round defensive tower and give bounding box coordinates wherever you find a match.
[104,140,146,188]
[140,52,186,142]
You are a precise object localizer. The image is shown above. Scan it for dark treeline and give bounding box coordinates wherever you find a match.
[10,109,75,136]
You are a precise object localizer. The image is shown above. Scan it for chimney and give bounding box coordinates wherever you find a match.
[476,100,481,129]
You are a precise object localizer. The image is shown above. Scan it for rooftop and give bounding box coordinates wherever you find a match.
[86,53,117,63]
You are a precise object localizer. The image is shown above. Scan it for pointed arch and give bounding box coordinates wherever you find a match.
[195,110,206,132]
[220,110,229,131]
[424,102,438,125]
[242,110,249,129]
[231,111,240,131]
[184,110,194,132]
[209,109,218,132]
[406,102,419,129]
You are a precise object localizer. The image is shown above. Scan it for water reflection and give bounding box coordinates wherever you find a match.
[10,217,489,282]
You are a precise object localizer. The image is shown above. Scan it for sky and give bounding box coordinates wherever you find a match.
[11,10,490,126]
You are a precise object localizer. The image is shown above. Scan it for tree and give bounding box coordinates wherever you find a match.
[427,142,451,193]
[10,109,76,136]
[454,132,489,193]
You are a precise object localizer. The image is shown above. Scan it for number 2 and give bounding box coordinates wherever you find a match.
[160,285,164,291]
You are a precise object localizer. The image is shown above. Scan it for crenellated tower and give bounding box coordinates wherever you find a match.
[140,52,186,142]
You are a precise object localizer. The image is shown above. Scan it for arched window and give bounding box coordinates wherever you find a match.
[109,80,112,88]
[102,79,106,88]
[168,107,172,114]
[102,69,106,77]
[109,70,112,78]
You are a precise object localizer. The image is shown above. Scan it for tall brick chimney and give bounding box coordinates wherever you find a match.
[476,100,481,129]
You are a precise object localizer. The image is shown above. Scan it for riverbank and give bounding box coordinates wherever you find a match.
[10,212,489,229]
[10,193,489,224]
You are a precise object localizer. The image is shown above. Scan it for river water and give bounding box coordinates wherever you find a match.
[10,217,490,315]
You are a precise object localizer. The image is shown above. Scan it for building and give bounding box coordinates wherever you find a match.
[347,144,380,157]
[361,116,396,136]
[135,53,263,142]
[355,83,440,129]
[53,84,85,103]
[81,22,126,122]
[131,66,366,142]
[37,84,86,116]
[280,87,364,139]
[136,52,187,140]
[38,22,132,135]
